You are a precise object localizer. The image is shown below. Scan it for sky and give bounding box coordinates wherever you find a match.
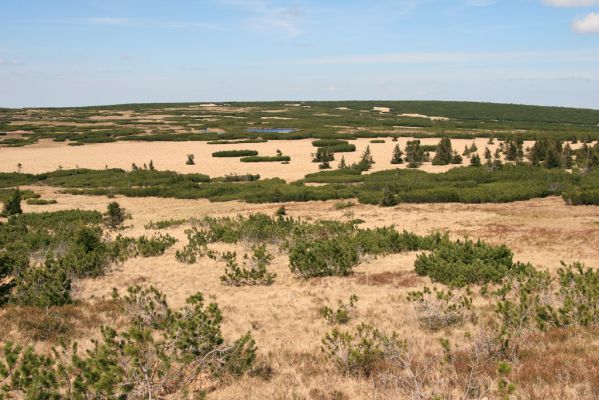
[1,0,599,108]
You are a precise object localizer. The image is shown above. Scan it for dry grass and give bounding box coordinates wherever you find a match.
[0,183,598,398]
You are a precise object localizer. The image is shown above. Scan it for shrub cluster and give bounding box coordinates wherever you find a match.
[240,155,290,162]
[414,239,517,286]
[220,245,277,286]
[212,150,259,157]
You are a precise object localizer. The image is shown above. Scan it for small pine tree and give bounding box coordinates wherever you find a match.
[104,201,126,229]
[319,160,331,169]
[484,147,493,169]
[469,142,478,153]
[380,186,397,207]
[505,140,518,161]
[470,153,481,166]
[2,189,22,217]
[462,145,470,157]
[405,140,425,168]
[186,154,195,165]
[358,146,374,170]
[338,156,348,169]
[432,137,453,165]
[390,144,404,164]
[149,160,155,171]
[488,136,495,144]
[451,151,463,164]
[544,147,562,169]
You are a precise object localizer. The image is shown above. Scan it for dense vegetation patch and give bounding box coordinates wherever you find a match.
[212,150,259,157]
[240,155,290,162]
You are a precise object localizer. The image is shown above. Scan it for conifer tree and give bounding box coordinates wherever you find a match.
[390,144,404,164]
[451,151,463,164]
[338,156,347,169]
[380,186,397,207]
[432,137,453,165]
[2,189,22,217]
[484,147,493,169]
[470,153,481,166]
[358,146,374,171]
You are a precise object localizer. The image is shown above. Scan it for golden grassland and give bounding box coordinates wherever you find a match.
[2,184,599,399]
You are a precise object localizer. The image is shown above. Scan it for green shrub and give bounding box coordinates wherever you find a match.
[1,189,22,216]
[289,236,359,278]
[118,234,178,257]
[103,201,126,229]
[312,139,349,147]
[414,239,516,286]
[220,245,276,286]
[25,198,57,205]
[240,155,290,162]
[175,228,214,263]
[212,150,258,158]
[537,262,599,328]
[12,258,72,307]
[144,218,187,229]
[355,228,446,255]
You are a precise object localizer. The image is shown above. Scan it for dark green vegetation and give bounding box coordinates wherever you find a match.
[3,160,599,206]
[0,207,177,307]
[2,100,598,148]
[240,155,290,162]
[414,239,520,286]
[212,149,258,157]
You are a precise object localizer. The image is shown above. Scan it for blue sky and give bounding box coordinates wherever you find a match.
[1,0,599,108]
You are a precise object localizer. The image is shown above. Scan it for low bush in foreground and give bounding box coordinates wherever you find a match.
[0,286,256,398]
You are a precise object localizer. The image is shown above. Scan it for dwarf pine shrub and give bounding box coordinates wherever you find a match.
[220,245,276,286]
[103,201,126,229]
[414,239,516,286]
[289,236,359,278]
[1,189,22,217]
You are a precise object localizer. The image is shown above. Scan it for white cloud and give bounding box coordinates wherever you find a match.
[542,0,599,7]
[572,12,599,33]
